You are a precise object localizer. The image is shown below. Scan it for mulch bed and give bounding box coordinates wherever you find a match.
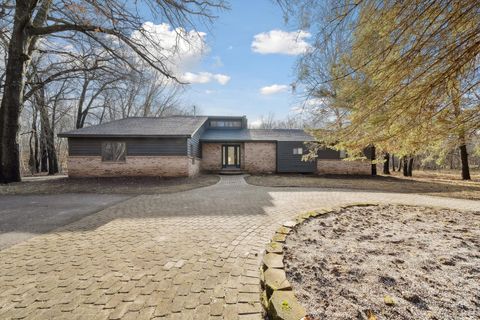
[284,205,480,320]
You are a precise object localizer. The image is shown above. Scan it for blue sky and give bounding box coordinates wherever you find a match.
[176,1,308,125]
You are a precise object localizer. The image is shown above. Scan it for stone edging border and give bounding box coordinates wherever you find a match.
[260,203,379,320]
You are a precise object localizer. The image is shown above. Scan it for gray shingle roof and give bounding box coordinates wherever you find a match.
[200,129,314,142]
[58,116,208,138]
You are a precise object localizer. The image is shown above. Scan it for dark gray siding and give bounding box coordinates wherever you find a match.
[68,138,102,156]
[317,148,340,159]
[188,121,207,158]
[68,137,188,156]
[277,141,316,173]
[126,138,187,155]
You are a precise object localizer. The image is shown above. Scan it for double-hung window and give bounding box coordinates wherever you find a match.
[102,142,126,162]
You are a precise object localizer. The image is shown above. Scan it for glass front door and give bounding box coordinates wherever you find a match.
[222,145,240,168]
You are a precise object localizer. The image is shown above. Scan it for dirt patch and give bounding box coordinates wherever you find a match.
[284,205,480,320]
[245,173,480,200]
[0,175,220,195]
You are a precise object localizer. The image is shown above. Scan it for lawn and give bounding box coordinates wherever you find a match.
[246,170,480,200]
[0,175,220,195]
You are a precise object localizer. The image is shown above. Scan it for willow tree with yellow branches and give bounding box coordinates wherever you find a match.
[280,0,480,180]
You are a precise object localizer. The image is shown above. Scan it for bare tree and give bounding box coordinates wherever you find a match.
[0,0,227,183]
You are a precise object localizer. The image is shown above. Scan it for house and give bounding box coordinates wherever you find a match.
[58,115,372,177]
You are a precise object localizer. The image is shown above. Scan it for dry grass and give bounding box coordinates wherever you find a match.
[246,170,480,200]
[0,175,220,195]
[284,205,480,319]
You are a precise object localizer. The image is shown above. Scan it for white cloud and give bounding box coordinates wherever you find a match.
[130,23,231,87]
[181,72,231,85]
[131,22,208,73]
[204,89,215,94]
[211,55,223,68]
[250,119,263,128]
[251,30,311,55]
[260,84,290,95]
[291,98,328,113]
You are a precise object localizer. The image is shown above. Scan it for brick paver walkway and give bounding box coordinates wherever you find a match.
[0,175,478,319]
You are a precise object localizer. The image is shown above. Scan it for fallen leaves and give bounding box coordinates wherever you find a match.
[384,295,396,306]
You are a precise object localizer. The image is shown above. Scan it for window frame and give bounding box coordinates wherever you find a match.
[101,141,127,162]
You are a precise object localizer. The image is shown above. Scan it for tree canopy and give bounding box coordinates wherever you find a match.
[280,0,480,179]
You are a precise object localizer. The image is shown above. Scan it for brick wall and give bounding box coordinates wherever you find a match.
[201,143,222,171]
[317,159,372,175]
[188,158,201,176]
[244,142,276,173]
[67,156,195,177]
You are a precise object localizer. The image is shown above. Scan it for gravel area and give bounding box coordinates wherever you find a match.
[284,205,480,320]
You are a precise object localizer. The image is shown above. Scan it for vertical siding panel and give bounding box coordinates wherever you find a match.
[188,120,207,158]
[277,141,316,173]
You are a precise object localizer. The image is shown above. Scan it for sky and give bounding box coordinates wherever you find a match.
[141,0,311,126]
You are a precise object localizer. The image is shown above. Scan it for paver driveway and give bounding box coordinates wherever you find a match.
[0,194,131,250]
[0,175,478,320]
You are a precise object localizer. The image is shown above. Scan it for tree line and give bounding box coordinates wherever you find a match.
[279,0,479,180]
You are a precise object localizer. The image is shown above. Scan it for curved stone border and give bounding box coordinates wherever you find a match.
[260,203,378,320]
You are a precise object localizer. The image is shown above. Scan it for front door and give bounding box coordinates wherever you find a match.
[222,145,240,168]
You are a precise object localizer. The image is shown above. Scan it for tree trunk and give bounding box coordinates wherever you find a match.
[39,130,48,172]
[0,0,52,182]
[36,83,58,175]
[32,107,40,173]
[402,157,408,176]
[370,145,377,176]
[391,154,395,172]
[28,109,39,174]
[50,95,59,174]
[383,153,390,174]
[0,3,33,183]
[459,144,471,180]
[407,157,414,177]
[28,131,35,175]
[76,76,90,129]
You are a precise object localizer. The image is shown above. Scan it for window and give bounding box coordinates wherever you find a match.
[339,150,347,159]
[102,142,126,162]
[211,120,225,127]
[225,121,241,127]
[293,147,303,155]
[210,120,241,128]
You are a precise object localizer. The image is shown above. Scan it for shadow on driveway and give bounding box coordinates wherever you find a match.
[0,193,131,250]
